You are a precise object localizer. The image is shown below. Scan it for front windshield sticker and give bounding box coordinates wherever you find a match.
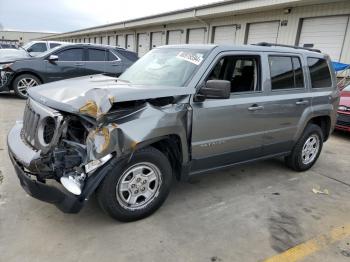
[176,51,203,65]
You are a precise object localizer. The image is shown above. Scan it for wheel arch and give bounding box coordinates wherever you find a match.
[137,135,185,181]
[308,115,331,141]
[10,71,44,90]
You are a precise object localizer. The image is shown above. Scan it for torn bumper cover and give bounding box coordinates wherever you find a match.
[9,153,83,213]
[7,122,111,213]
[0,69,13,90]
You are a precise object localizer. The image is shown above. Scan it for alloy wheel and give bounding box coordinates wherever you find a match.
[17,77,39,96]
[116,162,162,210]
[301,134,320,165]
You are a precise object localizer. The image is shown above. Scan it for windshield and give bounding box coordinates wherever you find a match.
[22,42,32,50]
[119,48,209,86]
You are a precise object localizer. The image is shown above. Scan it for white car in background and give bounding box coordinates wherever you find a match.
[22,41,64,56]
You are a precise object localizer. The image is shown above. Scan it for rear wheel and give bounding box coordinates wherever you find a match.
[97,147,173,222]
[13,74,41,99]
[285,124,323,171]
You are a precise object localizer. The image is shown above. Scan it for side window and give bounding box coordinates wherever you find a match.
[107,51,118,61]
[87,48,106,61]
[207,56,260,93]
[269,56,304,90]
[49,43,61,49]
[56,48,84,61]
[29,43,47,52]
[293,57,304,88]
[307,58,332,88]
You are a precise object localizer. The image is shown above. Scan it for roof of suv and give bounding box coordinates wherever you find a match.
[57,42,129,51]
[159,44,327,58]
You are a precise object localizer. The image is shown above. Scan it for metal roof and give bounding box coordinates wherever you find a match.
[44,0,335,39]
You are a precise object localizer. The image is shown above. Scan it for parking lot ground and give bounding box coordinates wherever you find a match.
[0,93,349,262]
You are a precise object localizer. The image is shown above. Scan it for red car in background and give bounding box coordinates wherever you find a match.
[336,85,350,132]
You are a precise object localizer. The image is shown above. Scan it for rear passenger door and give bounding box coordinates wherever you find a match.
[85,48,124,77]
[260,54,311,155]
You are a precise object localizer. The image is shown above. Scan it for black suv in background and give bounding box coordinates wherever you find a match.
[0,43,138,98]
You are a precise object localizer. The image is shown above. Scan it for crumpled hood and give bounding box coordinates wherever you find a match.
[28,74,195,118]
[0,50,31,63]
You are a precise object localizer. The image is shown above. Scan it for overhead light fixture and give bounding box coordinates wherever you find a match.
[284,8,292,14]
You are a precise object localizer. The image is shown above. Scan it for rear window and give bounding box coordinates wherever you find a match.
[269,56,304,90]
[307,58,332,88]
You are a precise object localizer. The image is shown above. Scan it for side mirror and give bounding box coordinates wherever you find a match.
[197,80,231,100]
[48,55,58,62]
[27,48,33,53]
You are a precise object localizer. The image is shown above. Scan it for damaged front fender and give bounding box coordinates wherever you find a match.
[85,102,190,163]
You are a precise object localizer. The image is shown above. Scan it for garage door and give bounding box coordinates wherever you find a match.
[247,21,280,44]
[102,36,108,45]
[137,33,149,57]
[168,30,183,45]
[213,25,236,45]
[151,32,163,49]
[188,28,206,44]
[116,35,125,48]
[298,16,349,61]
[108,35,115,46]
[126,34,135,51]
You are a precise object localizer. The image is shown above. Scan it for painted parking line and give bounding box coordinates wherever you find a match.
[263,223,350,262]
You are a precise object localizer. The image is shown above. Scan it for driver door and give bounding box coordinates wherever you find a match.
[45,47,86,82]
[190,52,267,173]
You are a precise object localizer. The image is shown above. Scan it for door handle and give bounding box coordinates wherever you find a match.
[74,63,84,66]
[248,105,264,111]
[296,100,309,105]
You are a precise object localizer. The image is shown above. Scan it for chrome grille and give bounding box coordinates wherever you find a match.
[21,99,63,153]
[22,101,40,146]
[337,113,350,127]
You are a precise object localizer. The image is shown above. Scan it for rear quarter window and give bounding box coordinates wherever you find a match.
[307,58,332,88]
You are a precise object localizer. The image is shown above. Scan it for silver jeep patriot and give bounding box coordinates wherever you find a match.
[7,44,339,221]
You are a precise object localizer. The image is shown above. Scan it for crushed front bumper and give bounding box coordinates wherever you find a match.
[0,70,13,91]
[9,153,84,213]
[335,112,350,132]
[7,122,84,213]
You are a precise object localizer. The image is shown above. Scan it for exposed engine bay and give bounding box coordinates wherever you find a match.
[15,95,189,197]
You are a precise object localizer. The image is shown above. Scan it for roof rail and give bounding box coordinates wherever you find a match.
[254,42,321,53]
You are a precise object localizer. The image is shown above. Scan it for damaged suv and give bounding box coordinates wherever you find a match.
[8,44,339,221]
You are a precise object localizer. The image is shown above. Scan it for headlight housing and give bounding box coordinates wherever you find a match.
[0,63,13,71]
[338,105,349,112]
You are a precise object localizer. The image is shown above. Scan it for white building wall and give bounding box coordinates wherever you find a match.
[49,1,350,62]
[0,30,54,45]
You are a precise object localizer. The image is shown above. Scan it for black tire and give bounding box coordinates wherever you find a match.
[13,74,41,99]
[285,124,323,171]
[97,147,173,222]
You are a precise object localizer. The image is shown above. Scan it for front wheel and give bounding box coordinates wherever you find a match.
[97,147,173,222]
[13,74,41,99]
[285,124,323,171]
